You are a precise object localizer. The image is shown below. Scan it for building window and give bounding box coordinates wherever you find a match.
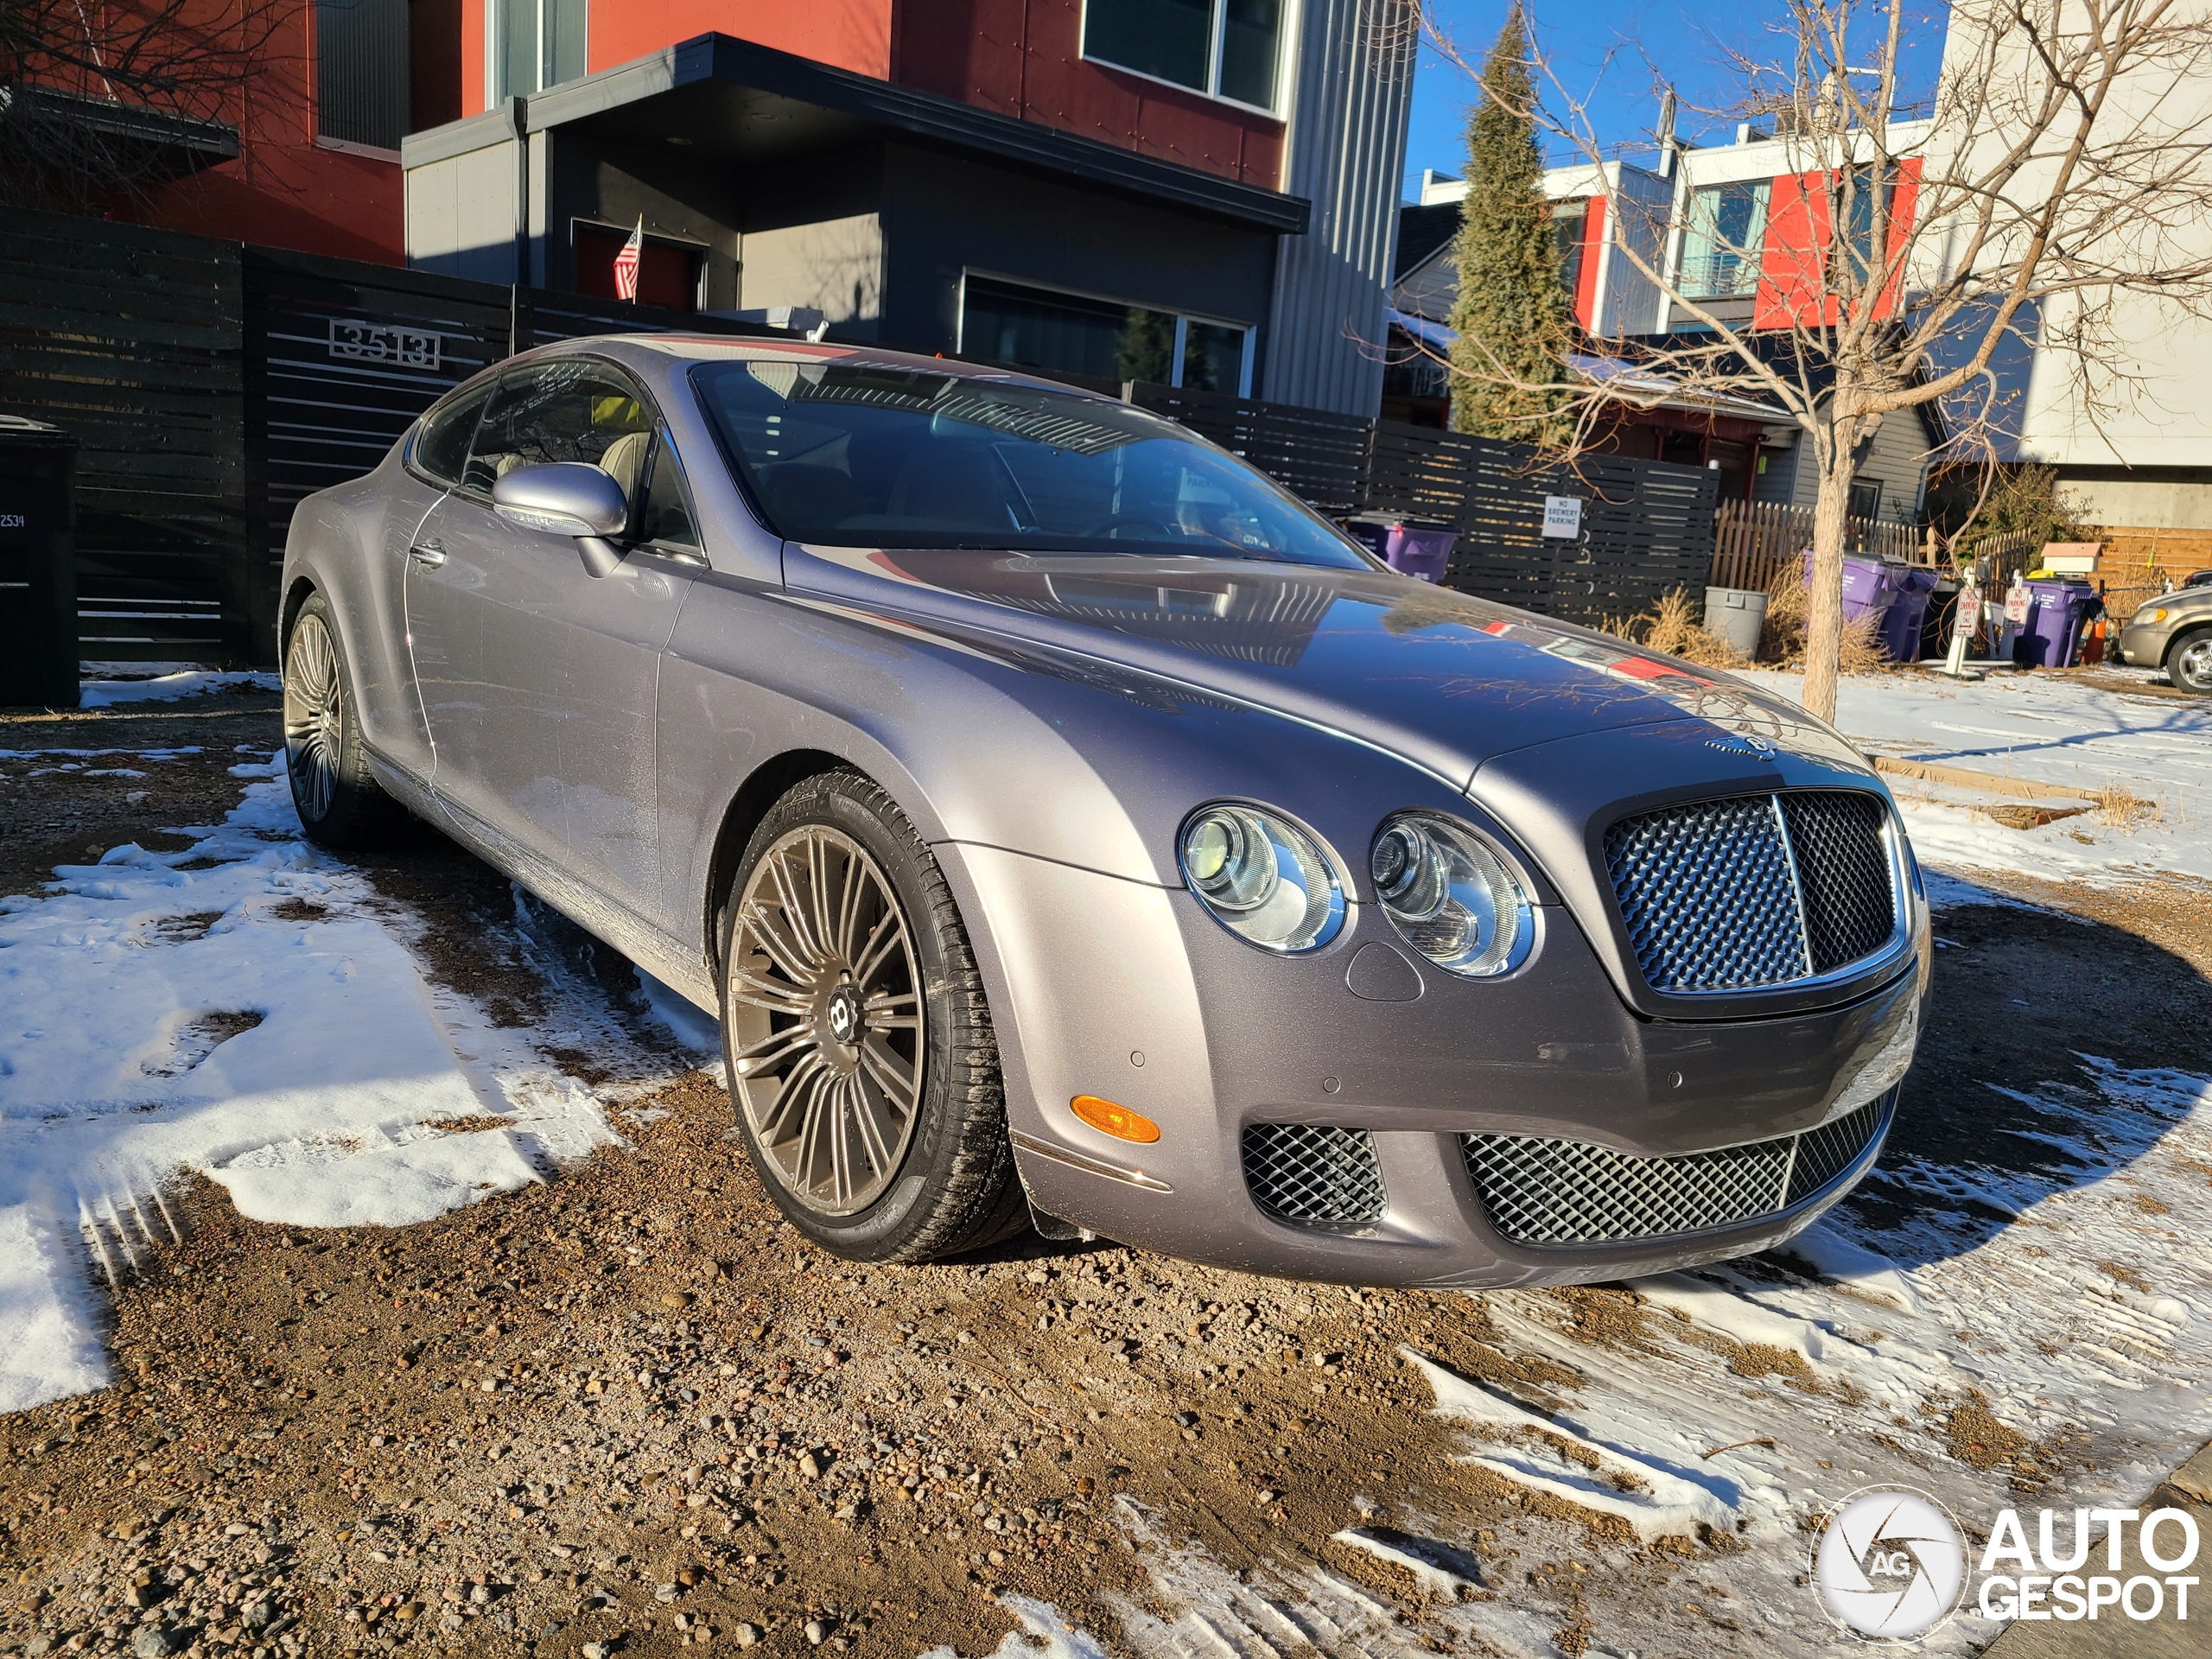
[1082,0,1287,113]
[491,0,586,102]
[960,275,1253,394]
[1849,476,1884,520]
[1553,199,1588,296]
[1680,180,1770,298]
[317,0,410,151]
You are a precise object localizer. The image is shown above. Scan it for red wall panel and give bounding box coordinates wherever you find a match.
[1573,195,1605,331]
[413,0,467,130]
[446,0,1282,186]
[896,0,1281,186]
[1753,156,1922,330]
[86,0,405,264]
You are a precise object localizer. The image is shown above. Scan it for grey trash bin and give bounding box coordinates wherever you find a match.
[1704,586,1769,658]
[0,415,79,709]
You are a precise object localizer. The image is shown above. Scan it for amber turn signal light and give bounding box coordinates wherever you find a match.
[1071,1095,1160,1144]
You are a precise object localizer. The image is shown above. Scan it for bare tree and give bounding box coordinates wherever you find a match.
[1421,0,2212,721]
[1,0,286,214]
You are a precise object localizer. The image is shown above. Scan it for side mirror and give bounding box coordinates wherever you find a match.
[492,461,629,577]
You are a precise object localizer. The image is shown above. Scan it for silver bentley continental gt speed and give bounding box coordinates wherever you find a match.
[280,337,1931,1285]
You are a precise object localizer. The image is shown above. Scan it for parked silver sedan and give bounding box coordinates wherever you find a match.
[279,338,1930,1284]
[2118,581,2212,692]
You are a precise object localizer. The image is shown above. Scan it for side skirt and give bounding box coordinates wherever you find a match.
[362,744,721,1018]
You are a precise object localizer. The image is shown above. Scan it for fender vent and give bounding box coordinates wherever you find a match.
[1243,1124,1385,1230]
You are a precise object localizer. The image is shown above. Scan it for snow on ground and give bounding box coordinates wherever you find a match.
[1741,664,2212,885]
[75,670,281,709]
[0,756,697,1414]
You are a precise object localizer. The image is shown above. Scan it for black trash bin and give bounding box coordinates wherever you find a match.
[0,416,80,709]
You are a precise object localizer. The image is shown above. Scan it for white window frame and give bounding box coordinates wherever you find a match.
[955,269,1255,397]
[1077,0,1294,118]
[487,0,586,105]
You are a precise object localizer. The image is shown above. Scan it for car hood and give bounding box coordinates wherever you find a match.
[782,544,1867,785]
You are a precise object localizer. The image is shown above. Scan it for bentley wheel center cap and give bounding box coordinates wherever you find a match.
[826,984,860,1045]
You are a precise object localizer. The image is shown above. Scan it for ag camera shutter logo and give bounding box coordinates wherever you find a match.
[1812,1485,1967,1641]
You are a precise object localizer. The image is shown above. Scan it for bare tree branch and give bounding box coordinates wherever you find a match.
[1,0,289,213]
[1413,0,2212,719]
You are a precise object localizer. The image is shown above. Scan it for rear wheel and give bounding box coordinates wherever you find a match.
[283,594,406,849]
[2171,628,2212,694]
[717,770,1027,1262]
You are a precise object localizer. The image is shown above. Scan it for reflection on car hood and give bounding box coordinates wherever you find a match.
[784,545,1866,785]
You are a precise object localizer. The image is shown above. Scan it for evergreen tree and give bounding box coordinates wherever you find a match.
[1447,7,1572,442]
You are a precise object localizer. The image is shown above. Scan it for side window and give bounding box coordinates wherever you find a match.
[413,385,492,486]
[638,435,702,550]
[461,359,655,514]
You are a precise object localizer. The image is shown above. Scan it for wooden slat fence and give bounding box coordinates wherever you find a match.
[0,211,246,661]
[245,251,516,658]
[2,207,1762,670]
[1364,422,1718,625]
[511,289,783,352]
[1709,500,1924,595]
[1128,382,1372,518]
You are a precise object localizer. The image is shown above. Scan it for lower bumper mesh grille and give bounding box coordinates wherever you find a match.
[1459,1091,1894,1247]
[1243,1124,1386,1230]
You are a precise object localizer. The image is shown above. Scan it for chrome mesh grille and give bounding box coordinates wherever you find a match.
[1243,1124,1386,1230]
[1779,793,1897,972]
[1786,1096,1892,1204]
[1605,791,1897,992]
[1459,1090,1894,1246]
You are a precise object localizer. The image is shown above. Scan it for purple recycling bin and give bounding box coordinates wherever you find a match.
[1880,566,1941,664]
[1803,550,1903,628]
[1385,524,1456,583]
[2013,576,2096,668]
[1343,518,1392,560]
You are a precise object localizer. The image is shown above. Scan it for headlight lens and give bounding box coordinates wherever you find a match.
[1179,804,1344,953]
[1370,812,1533,977]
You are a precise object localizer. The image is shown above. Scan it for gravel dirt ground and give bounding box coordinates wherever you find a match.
[4,686,2211,1659]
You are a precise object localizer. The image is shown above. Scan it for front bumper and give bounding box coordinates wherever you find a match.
[2119,619,2172,668]
[962,841,1929,1289]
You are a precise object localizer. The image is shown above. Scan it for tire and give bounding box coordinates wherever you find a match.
[2170,628,2212,695]
[283,593,408,849]
[716,769,1027,1262]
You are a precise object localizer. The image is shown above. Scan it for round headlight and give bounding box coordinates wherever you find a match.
[1179,804,1345,953]
[1370,812,1534,977]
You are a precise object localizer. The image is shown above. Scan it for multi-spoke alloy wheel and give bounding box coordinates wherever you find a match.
[2176,632,2212,694]
[728,824,925,1215]
[283,610,344,823]
[280,593,404,850]
[716,770,1025,1262]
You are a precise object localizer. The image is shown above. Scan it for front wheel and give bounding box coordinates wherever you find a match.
[2171,628,2212,694]
[716,770,1027,1262]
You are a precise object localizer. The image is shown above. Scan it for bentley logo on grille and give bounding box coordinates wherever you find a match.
[1707,734,1778,760]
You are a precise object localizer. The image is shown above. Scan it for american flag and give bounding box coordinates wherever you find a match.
[613,218,643,302]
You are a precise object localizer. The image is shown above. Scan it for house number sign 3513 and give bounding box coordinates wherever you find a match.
[327,319,442,370]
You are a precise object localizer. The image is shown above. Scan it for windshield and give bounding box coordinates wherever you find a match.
[691,359,1373,567]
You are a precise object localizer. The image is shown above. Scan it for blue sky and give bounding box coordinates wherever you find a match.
[1402,2,1949,197]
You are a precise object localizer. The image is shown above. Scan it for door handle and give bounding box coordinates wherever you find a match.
[410,538,447,569]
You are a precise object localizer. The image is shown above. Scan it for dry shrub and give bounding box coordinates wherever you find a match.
[1600,587,1749,668]
[2094,783,2158,831]
[1760,569,1891,671]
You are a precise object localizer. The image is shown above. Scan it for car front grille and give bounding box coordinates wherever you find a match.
[1243,1124,1386,1230]
[1459,1091,1894,1247]
[1605,791,1898,991]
